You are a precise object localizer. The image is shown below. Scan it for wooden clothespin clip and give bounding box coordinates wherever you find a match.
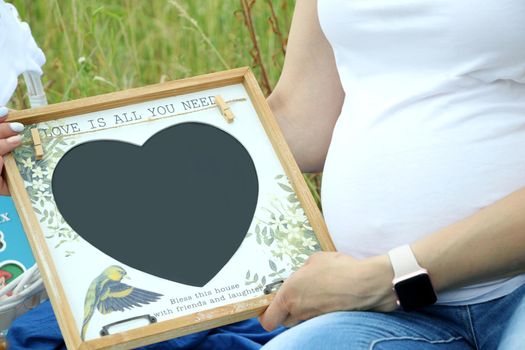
[31,128,44,160]
[215,95,235,123]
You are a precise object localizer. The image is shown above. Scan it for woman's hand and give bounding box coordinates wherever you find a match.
[0,106,24,195]
[259,252,397,331]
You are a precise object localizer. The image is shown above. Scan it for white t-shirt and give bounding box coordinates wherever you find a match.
[318,0,525,304]
[0,0,45,105]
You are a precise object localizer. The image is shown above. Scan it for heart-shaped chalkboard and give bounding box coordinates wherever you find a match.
[52,122,258,287]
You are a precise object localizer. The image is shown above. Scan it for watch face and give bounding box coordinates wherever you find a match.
[394,273,437,312]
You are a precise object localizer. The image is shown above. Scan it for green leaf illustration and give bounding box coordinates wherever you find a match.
[278,183,294,192]
[269,259,277,271]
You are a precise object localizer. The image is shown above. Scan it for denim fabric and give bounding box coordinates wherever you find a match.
[263,283,525,350]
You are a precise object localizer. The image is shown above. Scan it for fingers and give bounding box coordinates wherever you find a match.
[259,289,291,331]
[0,122,24,139]
[0,107,24,155]
[0,107,8,121]
[0,135,22,156]
[282,314,300,328]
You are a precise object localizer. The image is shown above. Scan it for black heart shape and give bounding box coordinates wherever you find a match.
[52,122,259,287]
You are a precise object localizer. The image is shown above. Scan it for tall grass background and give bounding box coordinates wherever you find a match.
[9,0,322,205]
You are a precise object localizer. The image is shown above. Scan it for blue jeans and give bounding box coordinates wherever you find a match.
[262,283,525,349]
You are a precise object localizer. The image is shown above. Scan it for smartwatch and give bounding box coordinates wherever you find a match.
[387,244,437,311]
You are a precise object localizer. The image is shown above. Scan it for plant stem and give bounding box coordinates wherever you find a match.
[239,0,272,96]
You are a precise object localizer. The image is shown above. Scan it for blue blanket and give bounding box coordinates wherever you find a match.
[7,301,285,349]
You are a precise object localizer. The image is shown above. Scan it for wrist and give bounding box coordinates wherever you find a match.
[388,245,438,311]
[354,255,397,311]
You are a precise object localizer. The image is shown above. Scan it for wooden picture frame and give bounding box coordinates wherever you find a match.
[4,67,335,350]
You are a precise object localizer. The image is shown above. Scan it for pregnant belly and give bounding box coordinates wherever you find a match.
[321,126,525,258]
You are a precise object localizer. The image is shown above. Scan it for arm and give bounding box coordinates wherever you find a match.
[268,0,344,173]
[413,186,525,292]
[260,186,525,330]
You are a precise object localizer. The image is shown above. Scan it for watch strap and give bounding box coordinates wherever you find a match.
[388,244,423,278]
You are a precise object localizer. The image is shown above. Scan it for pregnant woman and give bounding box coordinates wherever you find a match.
[1,1,524,349]
[259,1,525,349]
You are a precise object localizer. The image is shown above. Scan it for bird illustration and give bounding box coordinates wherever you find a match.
[81,265,163,340]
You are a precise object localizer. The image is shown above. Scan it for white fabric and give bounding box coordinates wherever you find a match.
[0,0,45,105]
[318,0,525,304]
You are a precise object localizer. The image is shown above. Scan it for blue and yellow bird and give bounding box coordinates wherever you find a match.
[81,265,163,340]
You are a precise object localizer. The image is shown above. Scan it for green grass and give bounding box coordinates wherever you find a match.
[9,0,322,204]
[10,0,293,105]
